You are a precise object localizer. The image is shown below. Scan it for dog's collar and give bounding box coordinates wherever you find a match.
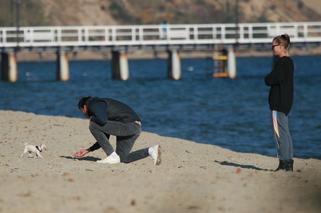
[36,146,42,152]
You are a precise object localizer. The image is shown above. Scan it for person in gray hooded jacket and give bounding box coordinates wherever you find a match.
[73,96,161,165]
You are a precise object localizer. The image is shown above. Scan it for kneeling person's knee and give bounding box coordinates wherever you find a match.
[117,152,130,163]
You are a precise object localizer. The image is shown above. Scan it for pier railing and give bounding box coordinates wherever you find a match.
[1,22,321,48]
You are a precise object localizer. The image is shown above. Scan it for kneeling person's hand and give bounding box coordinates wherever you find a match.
[72,148,89,158]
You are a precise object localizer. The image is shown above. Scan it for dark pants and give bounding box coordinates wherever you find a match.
[89,120,149,163]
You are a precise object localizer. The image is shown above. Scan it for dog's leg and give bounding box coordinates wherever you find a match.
[20,149,27,158]
[36,151,43,159]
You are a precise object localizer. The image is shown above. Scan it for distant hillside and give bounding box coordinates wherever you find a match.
[0,0,321,26]
[0,0,47,26]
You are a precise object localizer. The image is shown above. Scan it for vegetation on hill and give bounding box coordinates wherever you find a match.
[0,0,48,27]
[0,0,320,27]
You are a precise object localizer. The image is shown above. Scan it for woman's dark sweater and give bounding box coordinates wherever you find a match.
[265,56,294,115]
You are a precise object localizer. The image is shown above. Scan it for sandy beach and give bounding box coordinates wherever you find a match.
[0,110,320,213]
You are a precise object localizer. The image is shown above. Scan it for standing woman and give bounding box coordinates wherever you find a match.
[265,34,294,171]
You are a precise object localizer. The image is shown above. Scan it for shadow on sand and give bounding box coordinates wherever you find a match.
[214,160,272,171]
[60,155,101,162]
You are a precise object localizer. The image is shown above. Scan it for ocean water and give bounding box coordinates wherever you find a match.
[0,55,320,159]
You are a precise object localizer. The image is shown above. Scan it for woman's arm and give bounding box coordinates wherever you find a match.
[265,60,284,86]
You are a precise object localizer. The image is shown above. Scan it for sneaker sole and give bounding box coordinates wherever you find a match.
[155,145,161,165]
[96,161,120,164]
[96,159,120,164]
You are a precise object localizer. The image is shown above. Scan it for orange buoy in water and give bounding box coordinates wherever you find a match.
[213,72,229,78]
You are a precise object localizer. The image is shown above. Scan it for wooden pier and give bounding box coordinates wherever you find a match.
[1,22,321,82]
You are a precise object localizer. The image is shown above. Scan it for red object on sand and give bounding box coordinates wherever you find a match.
[235,168,241,174]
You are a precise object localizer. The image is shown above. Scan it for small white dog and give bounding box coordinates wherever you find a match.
[20,143,47,158]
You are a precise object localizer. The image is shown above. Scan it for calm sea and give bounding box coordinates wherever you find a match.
[0,55,320,159]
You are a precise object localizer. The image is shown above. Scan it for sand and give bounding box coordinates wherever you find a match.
[0,110,320,213]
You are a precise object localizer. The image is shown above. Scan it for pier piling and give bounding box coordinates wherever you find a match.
[1,52,18,82]
[56,51,69,81]
[227,46,236,79]
[167,50,181,80]
[112,51,129,80]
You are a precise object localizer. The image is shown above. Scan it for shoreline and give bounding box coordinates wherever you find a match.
[13,46,321,62]
[0,110,321,213]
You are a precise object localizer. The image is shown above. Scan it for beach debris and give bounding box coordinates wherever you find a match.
[235,168,241,174]
[62,172,74,182]
[62,172,70,176]
[67,177,74,182]
[130,199,136,206]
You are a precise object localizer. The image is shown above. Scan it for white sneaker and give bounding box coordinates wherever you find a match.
[148,145,161,165]
[96,152,120,164]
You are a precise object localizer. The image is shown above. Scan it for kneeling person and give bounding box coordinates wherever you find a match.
[73,96,161,165]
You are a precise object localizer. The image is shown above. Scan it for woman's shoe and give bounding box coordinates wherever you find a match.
[285,159,294,171]
[274,160,285,171]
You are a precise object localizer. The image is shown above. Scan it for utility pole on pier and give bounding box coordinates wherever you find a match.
[15,0,21,49]
[234,0,240,47]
